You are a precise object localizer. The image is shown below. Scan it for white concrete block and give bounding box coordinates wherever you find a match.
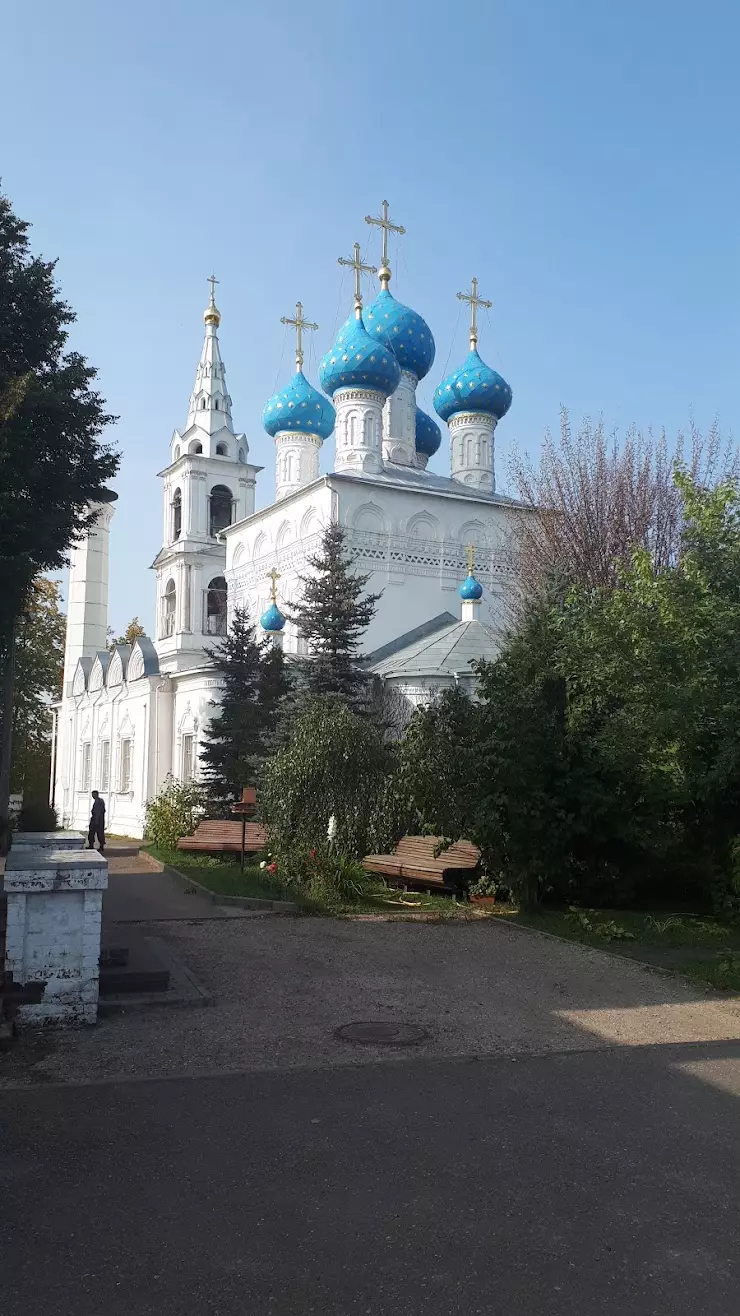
[4,849,108,1028]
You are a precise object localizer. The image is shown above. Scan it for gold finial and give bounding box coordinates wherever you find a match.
[465,543,476,575]
[280,301,318,371]
[338,242,377,319]
[457,277,492,351]
[365,199,405,290]
[267,566,280,604]
[204,273,221,326]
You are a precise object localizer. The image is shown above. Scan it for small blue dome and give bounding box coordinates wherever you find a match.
[459,574,483,601]
[260,602,285,633]
[434,348,512,423]
[262,369,335,440]
[363,289,435,381]
[319,312,401,399]
[415,407,441,458]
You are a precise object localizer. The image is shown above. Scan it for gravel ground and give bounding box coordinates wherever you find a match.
[3,914,740,1088]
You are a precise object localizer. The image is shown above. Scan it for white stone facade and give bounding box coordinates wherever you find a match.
[54,283,523,839]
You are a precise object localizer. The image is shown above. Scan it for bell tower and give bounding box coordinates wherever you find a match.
[153,279,262,672]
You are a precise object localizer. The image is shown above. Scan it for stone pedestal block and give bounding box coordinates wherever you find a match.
[12,831,85,852]
[4,850,108,1027]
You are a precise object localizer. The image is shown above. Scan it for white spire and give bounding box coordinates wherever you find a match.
[185,276,235,435]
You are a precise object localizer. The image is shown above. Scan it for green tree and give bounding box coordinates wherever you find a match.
[0,188,118,843]
[290,524,381,707]
[108,617,146,650]
[200,606,290,808]
[397,687,480,842]
[259,695,399,863]
[1,578,65,802]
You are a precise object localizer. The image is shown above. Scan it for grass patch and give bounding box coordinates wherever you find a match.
[145,845,297,903]
[489,905,740,992]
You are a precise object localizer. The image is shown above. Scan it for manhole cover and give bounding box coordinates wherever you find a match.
[335,1021,429,1046]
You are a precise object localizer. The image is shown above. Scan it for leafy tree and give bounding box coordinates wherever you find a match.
[108,617,146,650]
[290,524,381,707]
[397,687,480,841]
[9,578,65,802]
[0,188,118,842]
[259,695,400,866]
[200,606,290,808]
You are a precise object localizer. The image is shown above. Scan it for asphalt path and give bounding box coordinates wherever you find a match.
[2,1041,740,1315]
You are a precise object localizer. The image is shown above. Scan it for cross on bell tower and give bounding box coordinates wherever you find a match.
[338,242,378,316]
[280,301,319,372]
[364,199,405,289]
[456,277,492,350]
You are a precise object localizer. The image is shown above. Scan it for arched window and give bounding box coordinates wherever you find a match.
[209,484,233,537]
[204,575,227,636]
[200,399,206,409]
[171,488,182,541]
[189,440,202,455]
[214,400,219,410]
[162,578,176,638]
[173,444,180,461]
[238,447,246,464]
[216,442,228,456]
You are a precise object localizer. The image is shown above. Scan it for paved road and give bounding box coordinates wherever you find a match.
[2,1043,740,1315]
[3,904,740,1313]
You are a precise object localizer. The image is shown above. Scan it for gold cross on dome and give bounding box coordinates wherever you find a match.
[457,277,492,350]
[338,242,377,314]
[364,199,405,288]
[267,566,280,604]
[465,543,476,575]
[280,301,319,371]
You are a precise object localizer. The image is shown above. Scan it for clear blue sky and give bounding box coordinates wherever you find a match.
[3,0,738,633]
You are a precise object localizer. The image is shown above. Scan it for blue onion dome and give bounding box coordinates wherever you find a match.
[262,369,335,440]
[363,289,435,381]
[260,601,285,633]
[433,348,512,423]
[415,407,441,458]
[318,312,401,399]
[459,573,483,601]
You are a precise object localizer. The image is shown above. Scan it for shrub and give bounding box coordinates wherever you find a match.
[144,775,205,851]
[17,800,57,832]
[266,843,372,911]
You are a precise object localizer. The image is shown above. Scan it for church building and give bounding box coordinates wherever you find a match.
[53,202,523,838]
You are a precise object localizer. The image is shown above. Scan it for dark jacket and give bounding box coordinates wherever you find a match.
[90,798,105,828]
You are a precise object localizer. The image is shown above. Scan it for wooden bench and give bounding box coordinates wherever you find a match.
[362,836,481,891]
[177,820,267,855]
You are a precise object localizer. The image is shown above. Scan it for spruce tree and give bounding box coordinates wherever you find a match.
[200,606,290,807]
[290,523,381,707]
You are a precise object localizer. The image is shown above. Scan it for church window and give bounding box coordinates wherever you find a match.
[119,739,133,792]
[189,440,202,454]
[201,399,206,409]
[209,485,233,536]
[214,400,219,410]
[162,578,176,637]
[81,741,92,792]
[205,575,227,636]
[173,445,180,461]
[99,740,110,793]
[172,489,182,541]
[181,734,195,783]
[238,447,245,464]
[216,442,228,456]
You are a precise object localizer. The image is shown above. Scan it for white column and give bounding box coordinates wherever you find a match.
[449,411,497,492]
[332,388,384,475]
[274,431,321,500]
[62,499,115,697]
[382,369,418,467]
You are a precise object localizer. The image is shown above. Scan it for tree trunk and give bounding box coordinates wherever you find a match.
[0,622,16,854]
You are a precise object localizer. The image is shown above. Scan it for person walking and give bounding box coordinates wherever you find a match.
[87,790,106,855]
